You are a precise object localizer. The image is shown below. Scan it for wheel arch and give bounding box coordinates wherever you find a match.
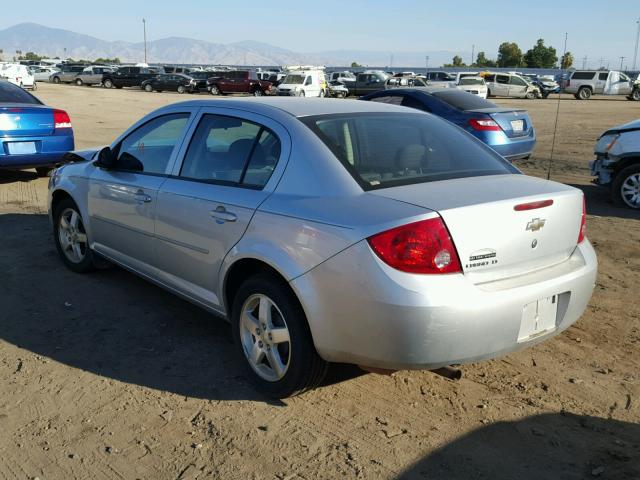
[612,154,640,178]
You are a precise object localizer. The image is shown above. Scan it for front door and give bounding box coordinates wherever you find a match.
[595,72,608,94]
[493,75,510,96]
[508,75,528,97]
[154,111,285,309]
[88,112,192,270]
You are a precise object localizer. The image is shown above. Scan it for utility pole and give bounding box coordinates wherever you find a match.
[633,18,640,71]
[471,44,475,66]
[582,55,587,69]
[561,32,568,68]
[598,57,605,69]
[142,18,147,64]
[389,53,393,68]
[620,56,626,71]
[425,55,429,75]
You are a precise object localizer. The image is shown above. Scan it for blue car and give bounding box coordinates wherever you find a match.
[360,88,536,161]
[0,80,74,175]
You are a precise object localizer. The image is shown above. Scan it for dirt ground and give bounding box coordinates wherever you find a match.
[0,83,639,480]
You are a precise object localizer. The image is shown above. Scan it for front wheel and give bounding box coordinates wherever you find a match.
[612,164,640,209]
[177,85,186,94]
[632,89,640,101]
[75,79,83,86]
[53,199,97,273]
[52,76,61,84]
[103,79,113,89]
[210,85,220,95]
[577,87,592,100]
[231,273,328,398]
[525,91,536,99]
[253,89,264,96]
[144,83,153,92]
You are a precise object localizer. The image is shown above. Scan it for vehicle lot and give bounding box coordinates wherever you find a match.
[0,83,639,479]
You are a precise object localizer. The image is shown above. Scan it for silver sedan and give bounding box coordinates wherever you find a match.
[48,98,597,398]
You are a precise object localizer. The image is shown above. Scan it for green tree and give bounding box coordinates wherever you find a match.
[350,61,362,68]
[18,51,44,61]
[444,55,466,68]
[523,39,558,68]
[497,42,522,68]
[94,57,121,64]
[560,51,574,69]
[474,51,497,68]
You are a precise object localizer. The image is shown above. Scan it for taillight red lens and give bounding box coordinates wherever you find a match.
[578,195,587,244]
[468,118,501,131]
[53,109,72,129]
[367,217,462,274]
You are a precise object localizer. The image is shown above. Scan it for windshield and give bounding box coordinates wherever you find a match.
[459,78,484,86]
[302,113,517,190]
[282,74,305,85]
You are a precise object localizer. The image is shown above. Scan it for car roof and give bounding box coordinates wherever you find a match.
[155,97,415,118]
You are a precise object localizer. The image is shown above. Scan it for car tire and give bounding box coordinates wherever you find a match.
[52,76,60,84]
[53,198,98,274]
[231,273,328,398]
[611,164,640,209]
[299,90,305,97]
[210,85,220,95]
[103,79,114,89]
[35,167,53,177]
[75,78,83,86]
[632,89,640,101]
[144,83,153,92]
[177,85,186,94]
[577,87,592,100]
[32,82,37,91]
[486,89,492,98]
[253,89,264,96]
[525,91,536,100]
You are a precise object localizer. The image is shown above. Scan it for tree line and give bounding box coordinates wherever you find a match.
[444,39,573,69]
[0,50,122,65]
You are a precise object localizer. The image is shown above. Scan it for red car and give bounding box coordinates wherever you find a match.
[207,70,273,96]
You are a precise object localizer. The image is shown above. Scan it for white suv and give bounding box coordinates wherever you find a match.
[565,70,632,100]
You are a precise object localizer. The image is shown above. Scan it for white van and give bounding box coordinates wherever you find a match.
[0,63,36,90]
[276,67,326,97]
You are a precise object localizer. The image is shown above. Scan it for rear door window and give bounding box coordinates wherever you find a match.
[572,71,596,80]
[179,115,280,188]
[496,75,509,84]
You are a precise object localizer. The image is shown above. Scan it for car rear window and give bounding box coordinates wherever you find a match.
[302,112,517,190]
[0,81,42,104]
[571,71,596,80]
[430,90,496,110]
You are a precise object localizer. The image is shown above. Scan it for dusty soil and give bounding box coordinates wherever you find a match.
[0,83,639,480]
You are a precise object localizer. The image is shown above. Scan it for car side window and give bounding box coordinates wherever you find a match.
[497,75,509,84]
[510,76,527,86]
[179,115,281,188]
[402,95,429,112]
[115,113,190,174]
[304,76,312,86]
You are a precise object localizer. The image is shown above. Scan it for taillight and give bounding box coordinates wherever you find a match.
[367,217,461,274]
[53,109,72,129]
[578,195,587,244]
[468,118,502,131]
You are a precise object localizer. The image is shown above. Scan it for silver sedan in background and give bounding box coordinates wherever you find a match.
[48,98,597,398]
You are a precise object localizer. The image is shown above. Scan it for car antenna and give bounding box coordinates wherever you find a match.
[547,32,568,181]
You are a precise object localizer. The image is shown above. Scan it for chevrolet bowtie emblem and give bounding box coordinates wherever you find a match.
[526,218,546,232]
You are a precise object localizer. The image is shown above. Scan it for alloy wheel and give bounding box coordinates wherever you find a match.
[57,208,88,263]
[620,173,640,208]
[239,294,291,382]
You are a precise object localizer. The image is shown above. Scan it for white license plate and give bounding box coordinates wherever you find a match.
[7,142,37,154]
[518,295,559,342]
[511,120,524,132]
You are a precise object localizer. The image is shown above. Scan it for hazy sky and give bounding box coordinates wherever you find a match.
[3,1,640,66]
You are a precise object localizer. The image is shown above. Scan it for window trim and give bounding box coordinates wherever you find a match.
[175,113,281,190]
[110,112,192,176]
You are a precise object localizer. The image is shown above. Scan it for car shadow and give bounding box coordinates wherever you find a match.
[398,412,640,480]
[0,169,39,184]
[0,213,363,405]
[570,183,640,220]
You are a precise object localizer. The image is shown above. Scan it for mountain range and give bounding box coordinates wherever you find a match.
[0,23,468,67]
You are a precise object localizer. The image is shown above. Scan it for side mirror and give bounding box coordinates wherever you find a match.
[94,146,116,169]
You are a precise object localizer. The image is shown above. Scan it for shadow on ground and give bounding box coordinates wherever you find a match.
[573,183,640,220]
[0,169,39,184]
[0,213,363,405]
[399,412,640,480]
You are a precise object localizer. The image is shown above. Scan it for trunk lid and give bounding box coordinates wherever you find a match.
[468,107,533,139]
[0,105,54,136]
[370,174,583,284]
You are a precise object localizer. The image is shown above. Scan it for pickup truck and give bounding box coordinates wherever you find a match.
[207,70,273,96]
[102,67,160,89]
[342,72,389,96]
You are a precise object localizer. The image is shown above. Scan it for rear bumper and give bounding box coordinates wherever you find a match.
[292,239,597,370]
[0,134,74,168]
[485,133,536,160]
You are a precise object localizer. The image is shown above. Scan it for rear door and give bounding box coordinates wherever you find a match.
[154,109,289,308]
[88,111,193,270]
[508,75,528,97]
[493,75,510,96]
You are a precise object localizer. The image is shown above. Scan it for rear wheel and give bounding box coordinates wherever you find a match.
[231,273,328,398]
[612,164,640,209]
[144,83,153,92]
[177,85,186,94]
[299,90,305,97]
[103,79,114,89]
[577,87,592,100]
[52,76,61,84]
[75,78,83,86]
[253,88,264,96]
[210,85,220,95]
[35,167,53,177]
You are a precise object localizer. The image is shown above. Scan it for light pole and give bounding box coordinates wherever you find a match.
[633,18,640,71]
[470,44,475,66]
[620,56,626,71]
[142,18,147,64]
[425,55,429,75]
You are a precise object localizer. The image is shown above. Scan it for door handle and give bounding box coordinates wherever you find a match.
[210,206,237,223]
[134,190,152,203]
